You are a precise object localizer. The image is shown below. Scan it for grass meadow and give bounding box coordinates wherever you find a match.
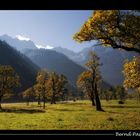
[0,100,140,130]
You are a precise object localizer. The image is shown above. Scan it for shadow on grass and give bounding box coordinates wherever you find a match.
[0,108,46,114]
[59,102,86,106]
[50,108,84,112]
[106,111,124,114]
[103,105,140,108]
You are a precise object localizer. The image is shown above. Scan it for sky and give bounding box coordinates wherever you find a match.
[0,10,94,52]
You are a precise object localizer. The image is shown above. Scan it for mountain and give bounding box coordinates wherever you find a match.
[0,34,111,89]
[0,40,39,92]
[53,47,77,60]
[0,34,37,52]
[53,46,138,86]
[23,48,85,86]
[53,46,88,64]
[23,48,111,90]
[78,46,138,86]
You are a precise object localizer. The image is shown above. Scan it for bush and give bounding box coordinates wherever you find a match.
[118,100,124,104]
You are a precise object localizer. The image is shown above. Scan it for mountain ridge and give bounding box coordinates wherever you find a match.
[0,40,39,92]
[53,46,138,86]
[0,34,113,89]
[0,34,37,52]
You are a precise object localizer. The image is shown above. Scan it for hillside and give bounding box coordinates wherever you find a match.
[0,40,39,92]
[0,34,37,52]
[23,49,111,90]
[53,46,138,86]
[23,49,85,86]
[0,34,111,89]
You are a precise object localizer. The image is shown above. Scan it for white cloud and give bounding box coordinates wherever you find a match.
[35,44,54,49]
[16,35,30,41]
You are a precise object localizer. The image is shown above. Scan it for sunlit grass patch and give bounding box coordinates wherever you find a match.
[0,100,140,130]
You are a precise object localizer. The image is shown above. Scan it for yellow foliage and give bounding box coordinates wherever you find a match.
[123,56,140,90]
[0,65,20,98]
[73,10,140,53]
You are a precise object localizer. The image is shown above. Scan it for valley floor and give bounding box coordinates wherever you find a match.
[0,100,140,130]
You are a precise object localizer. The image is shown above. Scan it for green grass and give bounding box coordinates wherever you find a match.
[0,100,140,130]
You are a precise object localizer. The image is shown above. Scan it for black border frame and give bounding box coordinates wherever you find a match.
[0,0,139,10]
[0,0,140,137]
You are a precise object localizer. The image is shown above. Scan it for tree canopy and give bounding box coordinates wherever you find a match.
[73,10,140,53]
[0,65,20,109]
[123,56,140,91]
[77,52,103,111]
[46,72,68,104]
[35,70,48,109]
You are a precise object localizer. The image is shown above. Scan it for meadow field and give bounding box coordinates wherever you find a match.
[0,100,140,130]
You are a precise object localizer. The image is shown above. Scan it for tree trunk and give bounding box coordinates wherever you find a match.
[51,94,56,104]
[43,98,46,109]
[0,104,1,110]
[95,92,102,111]
[89,80,95,106]
[43,100,45,109]
[51,98,53,104]
[94,83,103,111]
[91,96,95,106]
[0,97,2,110]
[51,98,56,104]
[92,99,95,106]
[38,95,41,107]
[27,100,29,106]
[38,100,41,105]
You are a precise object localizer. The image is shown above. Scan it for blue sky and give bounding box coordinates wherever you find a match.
[0,10,94,52]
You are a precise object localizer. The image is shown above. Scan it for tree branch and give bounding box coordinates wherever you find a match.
[113,45,140,53]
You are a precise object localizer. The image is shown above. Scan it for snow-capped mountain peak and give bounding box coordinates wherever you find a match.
[15,35,30,41]
[36,44,54,49]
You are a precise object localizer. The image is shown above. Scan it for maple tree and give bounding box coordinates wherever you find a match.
[0,65,20,109]
[77,52,103,111]
[123,56,140,91]
[22,86,35,106]
[46,72,68,104]
[73,10,140,53]
[35,70,48,109]
[74,10,140,100]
